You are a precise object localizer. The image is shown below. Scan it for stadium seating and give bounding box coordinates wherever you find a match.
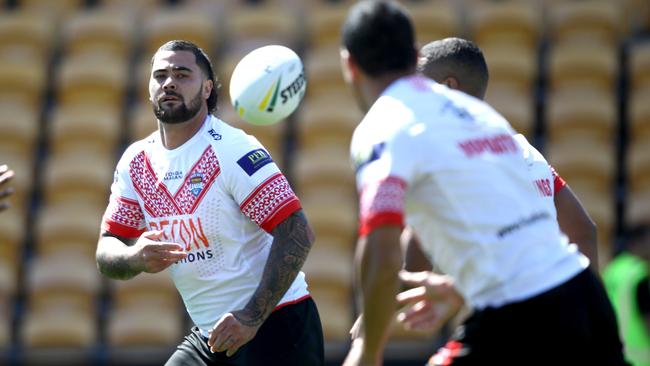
[0,0,642,364]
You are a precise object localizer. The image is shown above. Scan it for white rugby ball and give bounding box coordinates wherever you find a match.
[229,45,306,125]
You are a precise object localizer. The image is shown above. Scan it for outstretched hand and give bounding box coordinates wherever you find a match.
[133,230,187,273]
[395,270,464,333]
[0,164,15,212]
[207,310,261,357]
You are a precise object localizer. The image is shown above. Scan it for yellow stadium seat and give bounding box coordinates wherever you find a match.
[0,58,46,108]
[0,11,56,63]
[61,9,136,60]
[25,252,101,304]
[134,56,154,105]
[22,292,97,348]
[484,83,535,138]
[226,3,301,52]
[549,1,623,47]
[404,0,461,47]
[548,43,619,95]
[308,283,352,341]
[0,102,40,161]
[546,138,616,195]
[56,55,128,110]
[627,141,650,194]
[142,8,218,57]
[468,1,542,52]
[0,209,24,297]
[546,89,617,144]
[18,0,84,17]
[107,273,183,348]
[41,151,113,209]
[48,105,120,152]
[482,44,537,96]
[304,44,348,98]
[98,0,167,14]
[629,41,650,93]
[48,105,122,156]
[626,188,650,227]
[307,2,351,48]
[629,88,650,142]
[128,102,158,143]
[296,94,362,149]
[293,144,357,197]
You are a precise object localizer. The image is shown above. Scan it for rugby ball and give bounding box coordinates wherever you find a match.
[229,45,306,125]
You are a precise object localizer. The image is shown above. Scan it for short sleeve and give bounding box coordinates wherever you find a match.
[101,150,146,238]
[225,136,301,233]
[355,128,419,237]
[549,165,567,193]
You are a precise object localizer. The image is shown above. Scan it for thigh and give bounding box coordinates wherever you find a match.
[165,327,246,366]
[247,298,325,366]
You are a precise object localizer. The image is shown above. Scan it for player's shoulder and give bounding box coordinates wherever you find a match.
[207,115,262,153]
[117,131,158,165]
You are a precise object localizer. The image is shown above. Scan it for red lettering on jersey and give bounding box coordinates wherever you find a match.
[533,178,553,197]
[458,134,518,158]
[147,217,209,251]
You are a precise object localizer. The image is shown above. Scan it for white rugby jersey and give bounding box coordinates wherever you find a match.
[351,76,588,310]
[102,115,309,335]
[513,133,567,219]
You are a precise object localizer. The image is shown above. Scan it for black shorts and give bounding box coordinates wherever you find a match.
[428,269,629,366]
[165,297,324,366]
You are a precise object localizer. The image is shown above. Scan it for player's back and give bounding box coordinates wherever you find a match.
[351,76,587,310]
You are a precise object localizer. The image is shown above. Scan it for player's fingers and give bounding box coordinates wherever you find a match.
[0,169,14,185]
[225,337,244,357]
[0,187,14,199]
[399,270,431,287]
[396,286,428,305]
[209,315,233,352]
[153,242,185,252]
[0,165,7,174]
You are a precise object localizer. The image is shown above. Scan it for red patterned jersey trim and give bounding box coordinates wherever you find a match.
[130,151,180,217]
[359,176,407,237]
[240,173,301,233]
[102,196,146,238]
[129,148,221,217]
[173,146,221,214]
[549,164,566,193]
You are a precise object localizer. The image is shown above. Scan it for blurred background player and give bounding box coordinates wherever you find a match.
[604,223,650,366]
[404,37,599,274]
[0,164,14,212]
[96,40,323,366]
[339,1,627,365]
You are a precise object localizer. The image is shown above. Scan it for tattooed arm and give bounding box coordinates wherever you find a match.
[208,209,315,355]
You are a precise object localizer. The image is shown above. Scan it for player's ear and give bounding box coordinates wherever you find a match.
[443,77,459,91]
[339,48,357,83]
[202,79,213,99]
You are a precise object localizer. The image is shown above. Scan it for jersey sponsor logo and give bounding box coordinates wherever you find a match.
[207,128,222,141]
[148,216,209,251]
[458,133,518,158]
[354,142,386,172]
[237,148,273,176]
[533,178,552,197]
[164,170,183,181]
[497,211,551,238]
[189,173,204,197]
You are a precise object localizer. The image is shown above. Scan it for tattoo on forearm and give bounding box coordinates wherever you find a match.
[97,234,140,280]
[235,210,314,326]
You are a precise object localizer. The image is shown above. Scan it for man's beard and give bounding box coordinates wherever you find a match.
[153,89,203,124]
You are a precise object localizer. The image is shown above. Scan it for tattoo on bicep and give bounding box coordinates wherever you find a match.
[235,210,315,326]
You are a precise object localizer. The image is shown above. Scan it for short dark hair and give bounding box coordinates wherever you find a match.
[341,0,417,77]
[153,40,219,113]
[418,37,489,99]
